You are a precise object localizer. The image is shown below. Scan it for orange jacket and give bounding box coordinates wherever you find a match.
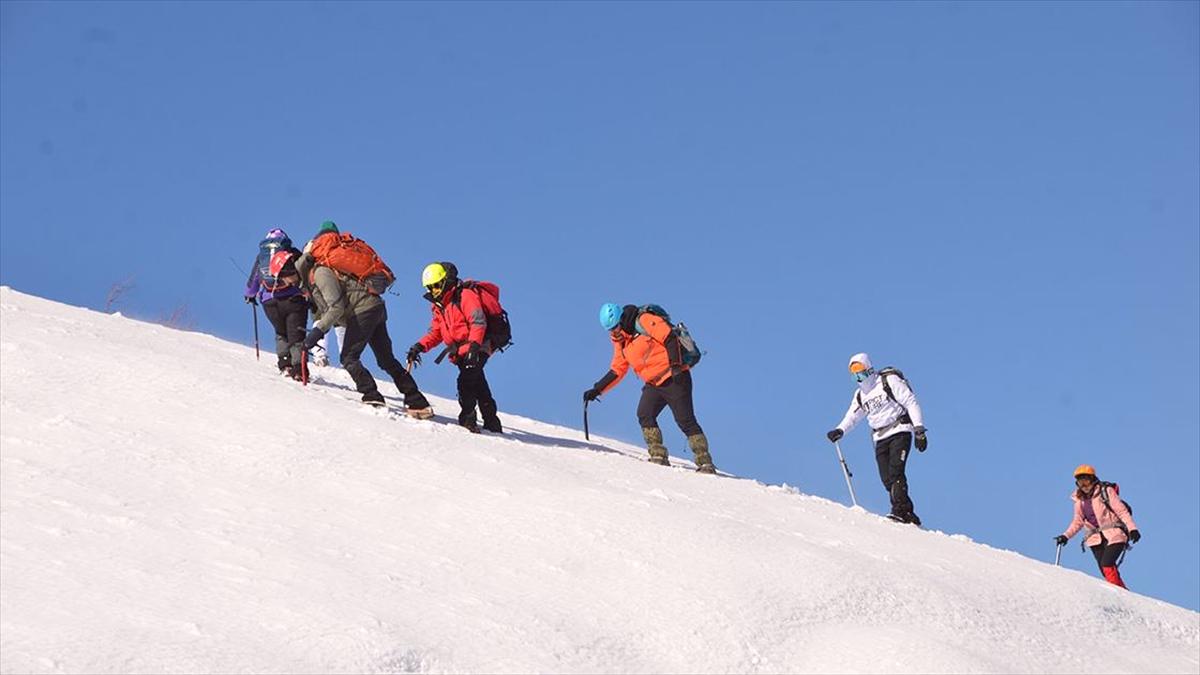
[416,285,489,362]
[599,312,689,393]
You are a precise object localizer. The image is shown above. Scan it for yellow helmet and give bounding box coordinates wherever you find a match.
[422,263,447,288]
[1073,464,1097,479]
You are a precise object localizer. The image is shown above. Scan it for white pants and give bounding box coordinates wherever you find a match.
[313,325,346,367]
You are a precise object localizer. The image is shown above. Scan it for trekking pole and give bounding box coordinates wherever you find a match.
[252,303,260,361]
[1054,542,1063,566]
[583,399,590,441]
[833,441,859,508]
[301,349,309,386]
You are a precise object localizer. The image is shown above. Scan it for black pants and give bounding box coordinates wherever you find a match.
[263,295,308,370]
[875,432,916,518]
[456,354,500,430]
[1090,540,1127,568]
[340,304,430,409]
[636,370,703,436]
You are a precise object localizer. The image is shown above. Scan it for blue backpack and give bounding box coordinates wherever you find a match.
[254,233,293,291]
[637,304,703,367]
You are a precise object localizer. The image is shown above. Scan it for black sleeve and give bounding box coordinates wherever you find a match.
[594,370,618,391]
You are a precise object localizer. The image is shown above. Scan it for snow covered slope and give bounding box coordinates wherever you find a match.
[1,287,1197,675]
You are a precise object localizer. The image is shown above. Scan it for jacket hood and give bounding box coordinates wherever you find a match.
[848,352,873,371]
[849,352,876,391]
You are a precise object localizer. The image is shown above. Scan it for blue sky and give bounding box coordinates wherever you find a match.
[2,1,1197,610]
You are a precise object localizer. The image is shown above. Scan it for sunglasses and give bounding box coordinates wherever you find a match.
[1075,475,1096,485]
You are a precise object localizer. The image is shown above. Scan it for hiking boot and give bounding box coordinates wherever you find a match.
[686,433,714,469]
[482,417,503,433]
[887,512,921,526]
[642,427,670,465]
[362,391,386,407]
[461,421,481,434]
[406,407,435,420]
[696,463,717,474]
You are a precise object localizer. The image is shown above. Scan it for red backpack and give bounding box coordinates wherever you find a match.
[308,232,395,295]
[433,280,513,364]
[461,280,512,352]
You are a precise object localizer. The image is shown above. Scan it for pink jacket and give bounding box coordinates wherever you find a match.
[1063,485,1138,547]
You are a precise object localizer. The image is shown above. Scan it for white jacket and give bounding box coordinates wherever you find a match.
[836,370,925,443]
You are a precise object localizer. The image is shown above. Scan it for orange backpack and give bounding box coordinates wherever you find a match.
[307,232,395,295]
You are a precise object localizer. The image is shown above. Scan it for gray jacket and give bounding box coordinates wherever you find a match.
[296,253,383,332]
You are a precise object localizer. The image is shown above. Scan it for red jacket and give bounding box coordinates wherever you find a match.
[417,284,489,362]
[600,312,688,393]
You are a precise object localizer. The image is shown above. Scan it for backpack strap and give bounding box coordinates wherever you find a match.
[862,371,913,425]
[880,373,895,403]
[1099,483,1123,517]
[1097,483,1131,541]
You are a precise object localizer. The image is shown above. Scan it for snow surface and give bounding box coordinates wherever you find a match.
[1,286,1197,675]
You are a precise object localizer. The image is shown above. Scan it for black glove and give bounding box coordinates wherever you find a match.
[584,387,602,402]
[302,327,325,351]
[406,344,424,366]
[1054,535,1068,546]
[914,426,928,452]
[244,296,257,306]
[1128,529,1141,544]
[827,429,843,443]
[461,342,484,367]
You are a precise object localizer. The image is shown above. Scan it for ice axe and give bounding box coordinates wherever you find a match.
[1055,542,1064,567]
[833,441,859,508]
[583,398,592,441]
[252,303,260,361]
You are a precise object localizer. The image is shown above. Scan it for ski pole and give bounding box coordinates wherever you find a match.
[252,303,260,361]
[1055,542,1063,566]
[583,399,590,441]
[301,349,309,386]
[833,441,859,508]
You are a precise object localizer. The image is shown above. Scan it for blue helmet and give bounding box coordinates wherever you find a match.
[598,302,621,331]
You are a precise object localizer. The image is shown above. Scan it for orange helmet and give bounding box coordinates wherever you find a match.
[1073,464,1097,479]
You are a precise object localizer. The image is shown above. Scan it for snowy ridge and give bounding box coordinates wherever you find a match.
[0,286,1196,674]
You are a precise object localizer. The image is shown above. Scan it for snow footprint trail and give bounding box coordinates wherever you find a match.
[1,286,1198,675]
